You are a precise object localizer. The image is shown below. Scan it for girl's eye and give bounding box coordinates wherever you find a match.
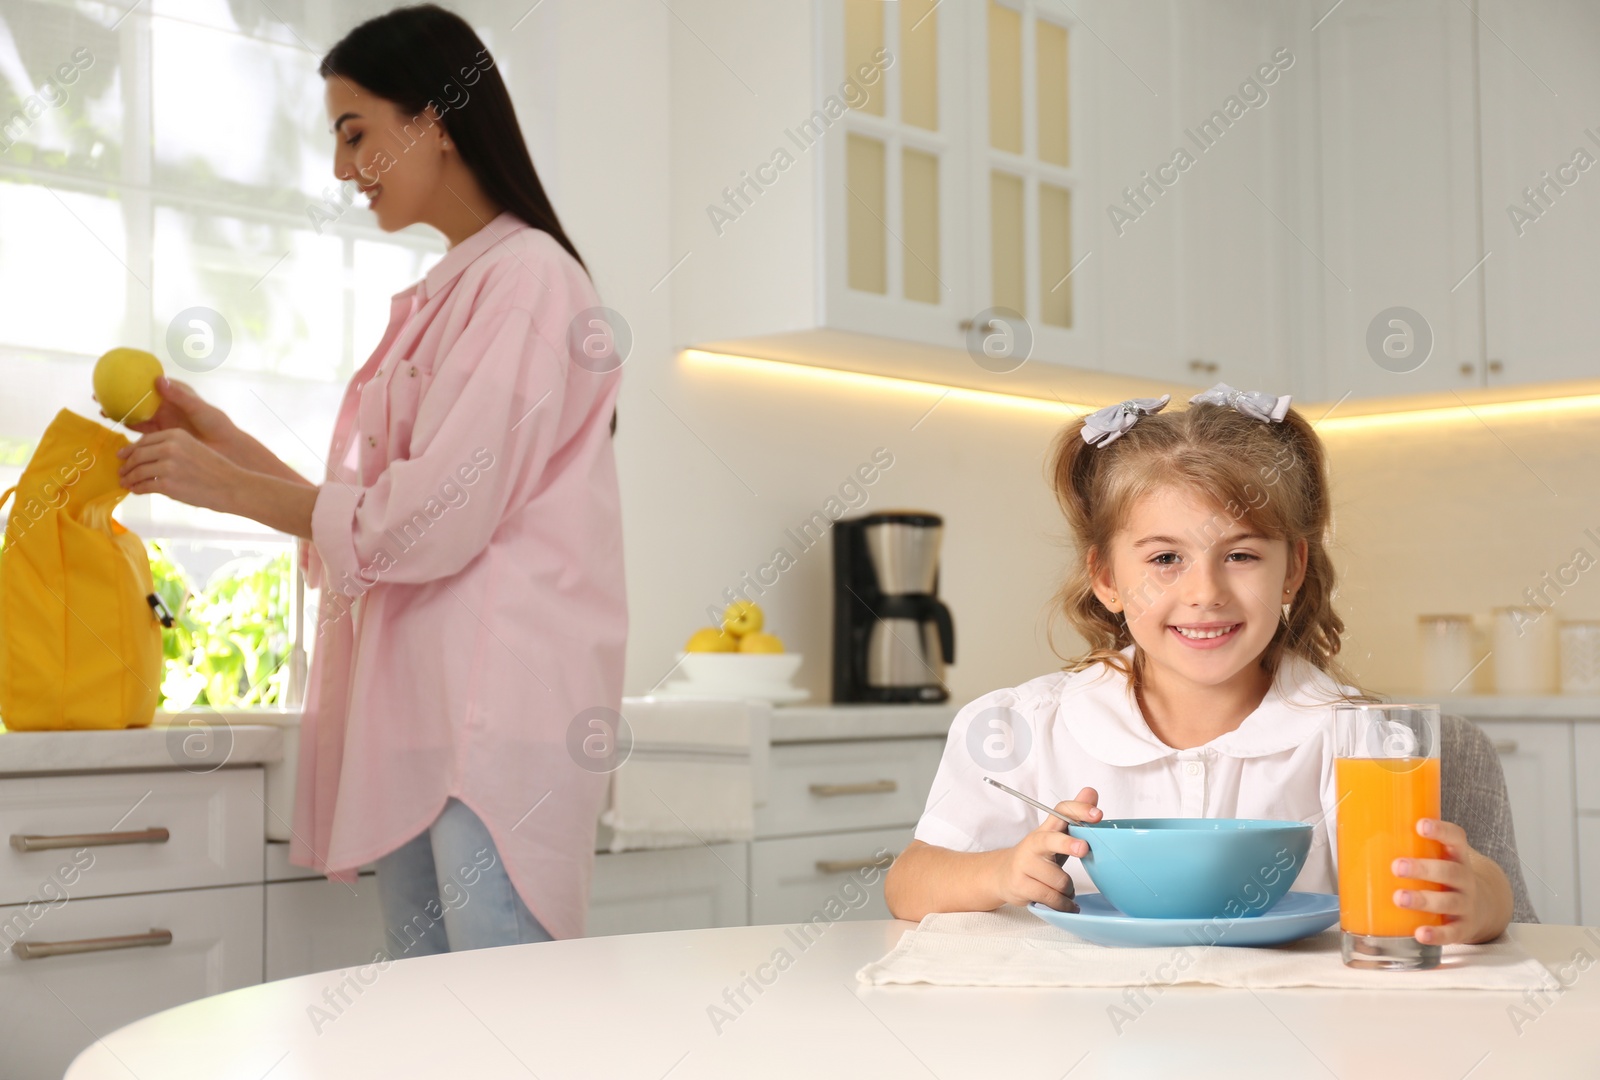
[344,133,362,147]
[1149,551,1258,566]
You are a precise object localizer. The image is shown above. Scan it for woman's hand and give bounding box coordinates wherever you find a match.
[117,429,244,514]
[108,376,239,451]
[991,787,1102,912]
[1392,817,1511,945]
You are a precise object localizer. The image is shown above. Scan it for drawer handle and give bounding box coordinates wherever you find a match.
[12,928,173,960]
[1491,739,1518,755]
[815,855,895,875]
[809,780,898,797]
[9,827,171,853]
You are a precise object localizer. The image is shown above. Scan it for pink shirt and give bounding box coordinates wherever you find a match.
[289,212,626,941]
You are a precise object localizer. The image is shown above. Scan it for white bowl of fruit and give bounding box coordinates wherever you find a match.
[664,602,806,701]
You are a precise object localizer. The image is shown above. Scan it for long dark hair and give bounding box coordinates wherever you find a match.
[320,4,587,273]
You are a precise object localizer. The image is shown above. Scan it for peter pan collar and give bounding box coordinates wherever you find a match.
[1053,645,1348,766]
[418,210,527,303]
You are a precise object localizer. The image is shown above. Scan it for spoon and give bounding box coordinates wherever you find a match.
[982,775,1091,828]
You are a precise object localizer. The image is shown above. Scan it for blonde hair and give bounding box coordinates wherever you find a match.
[1046,397,1372,701]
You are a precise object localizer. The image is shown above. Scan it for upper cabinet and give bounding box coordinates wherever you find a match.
[1313,0,1484,400]
[1476,0,1600,392]
[668,0,1600,404]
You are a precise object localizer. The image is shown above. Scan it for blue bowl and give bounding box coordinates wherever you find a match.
[1067,818,1313,920]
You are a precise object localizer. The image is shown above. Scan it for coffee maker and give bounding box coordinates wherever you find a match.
[832,511,955,703]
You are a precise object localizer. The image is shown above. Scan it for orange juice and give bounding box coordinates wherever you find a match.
[1334,757,1446,937]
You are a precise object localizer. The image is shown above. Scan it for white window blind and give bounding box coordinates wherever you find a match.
[0,0,448,540]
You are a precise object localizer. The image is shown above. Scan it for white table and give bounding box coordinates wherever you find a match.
[66,919,1600,1079]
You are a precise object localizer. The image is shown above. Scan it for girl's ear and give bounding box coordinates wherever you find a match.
[1286,536,1310,597]
[1087,545,1120,612]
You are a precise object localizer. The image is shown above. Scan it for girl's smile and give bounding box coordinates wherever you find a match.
[1169,621,1243,647]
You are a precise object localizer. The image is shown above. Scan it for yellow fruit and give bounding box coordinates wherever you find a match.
[685,627,738,653]
[93,348,164,424]
[722,600,764,637]
[739,632,784,654]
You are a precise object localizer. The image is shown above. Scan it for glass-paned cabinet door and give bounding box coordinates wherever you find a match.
[971,0,1092,366]
[822,0,971,348]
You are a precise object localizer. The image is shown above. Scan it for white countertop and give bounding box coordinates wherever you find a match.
[64,918,1600,1078]
[1427,695,1600,719]
[0,715,287,776]
[770,702,958,742]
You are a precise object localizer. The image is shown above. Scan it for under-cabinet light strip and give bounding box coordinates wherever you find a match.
[681,349,1600,431]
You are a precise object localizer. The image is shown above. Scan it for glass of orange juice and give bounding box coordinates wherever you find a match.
[1334,703,1445,970]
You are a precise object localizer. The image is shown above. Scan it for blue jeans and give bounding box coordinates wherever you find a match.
[375,797,552,955]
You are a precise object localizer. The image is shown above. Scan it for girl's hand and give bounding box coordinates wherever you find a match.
[117,429,243,514]
[1392,817,1489,946]
[992,787,1102,912]
[109,376,238,450]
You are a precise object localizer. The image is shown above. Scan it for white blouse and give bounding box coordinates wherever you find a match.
[912,646,1359,898]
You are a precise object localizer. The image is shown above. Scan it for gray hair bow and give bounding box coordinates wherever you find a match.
[1080,394,1171,447]
[1188,382,1292,423]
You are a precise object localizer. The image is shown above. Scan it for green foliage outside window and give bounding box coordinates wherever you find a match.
[146,541,292,710]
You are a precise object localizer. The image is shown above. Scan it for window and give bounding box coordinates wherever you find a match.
[0,0,451,710]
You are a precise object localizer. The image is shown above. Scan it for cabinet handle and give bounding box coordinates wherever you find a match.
[1188,359,1219,374]
[1491,739,1518,755]
[815,855,895,875]
[12,928,172,960]
[1459,362,1475,376]
[9,827,170,853]
[1488,359,1504,374]
[809,780,897,797]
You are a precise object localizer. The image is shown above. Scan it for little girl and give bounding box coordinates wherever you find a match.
[884,384,1515,946]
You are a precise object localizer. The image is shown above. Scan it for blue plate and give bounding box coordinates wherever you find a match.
[1028,891,1341,948]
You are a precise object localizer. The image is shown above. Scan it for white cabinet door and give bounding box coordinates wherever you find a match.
[0,884,263,1080]
[587,843,750,936]
[1167,1,1310,393]
[1080,0,1183,380]
[264,873,385,982]
[1476,720,1578,925]
[750,827,909,925]
[1580,815,1600,926]
[1477,0,1600,390]
[1314,0,1485,400]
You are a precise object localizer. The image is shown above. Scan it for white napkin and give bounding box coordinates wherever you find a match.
[856,905,1561,992]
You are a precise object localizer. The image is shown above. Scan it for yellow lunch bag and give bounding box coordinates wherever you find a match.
[0,409,170,730]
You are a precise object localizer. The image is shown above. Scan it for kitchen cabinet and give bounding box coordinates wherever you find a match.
[1466,719,1578,925]
[2,884,264,1080]
[588,843,752,935]
[749,826,908,924]
[1312,0,1485,400]
[264,868,386,982]
[1580,816,1600,926]
[675,0,1600,403]
[1476,0,1600,391]
[0,765,268,1080]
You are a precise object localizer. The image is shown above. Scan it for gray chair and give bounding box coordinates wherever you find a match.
[1442,713,1539,924]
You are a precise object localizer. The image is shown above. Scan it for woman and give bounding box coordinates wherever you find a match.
[116,5,627,952]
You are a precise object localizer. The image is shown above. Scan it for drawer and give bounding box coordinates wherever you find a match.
[754,738,944,839]
[750,827,910,925]
[1,883,263,1080]
[0,769,265,905]
[1576,724,1600,813]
